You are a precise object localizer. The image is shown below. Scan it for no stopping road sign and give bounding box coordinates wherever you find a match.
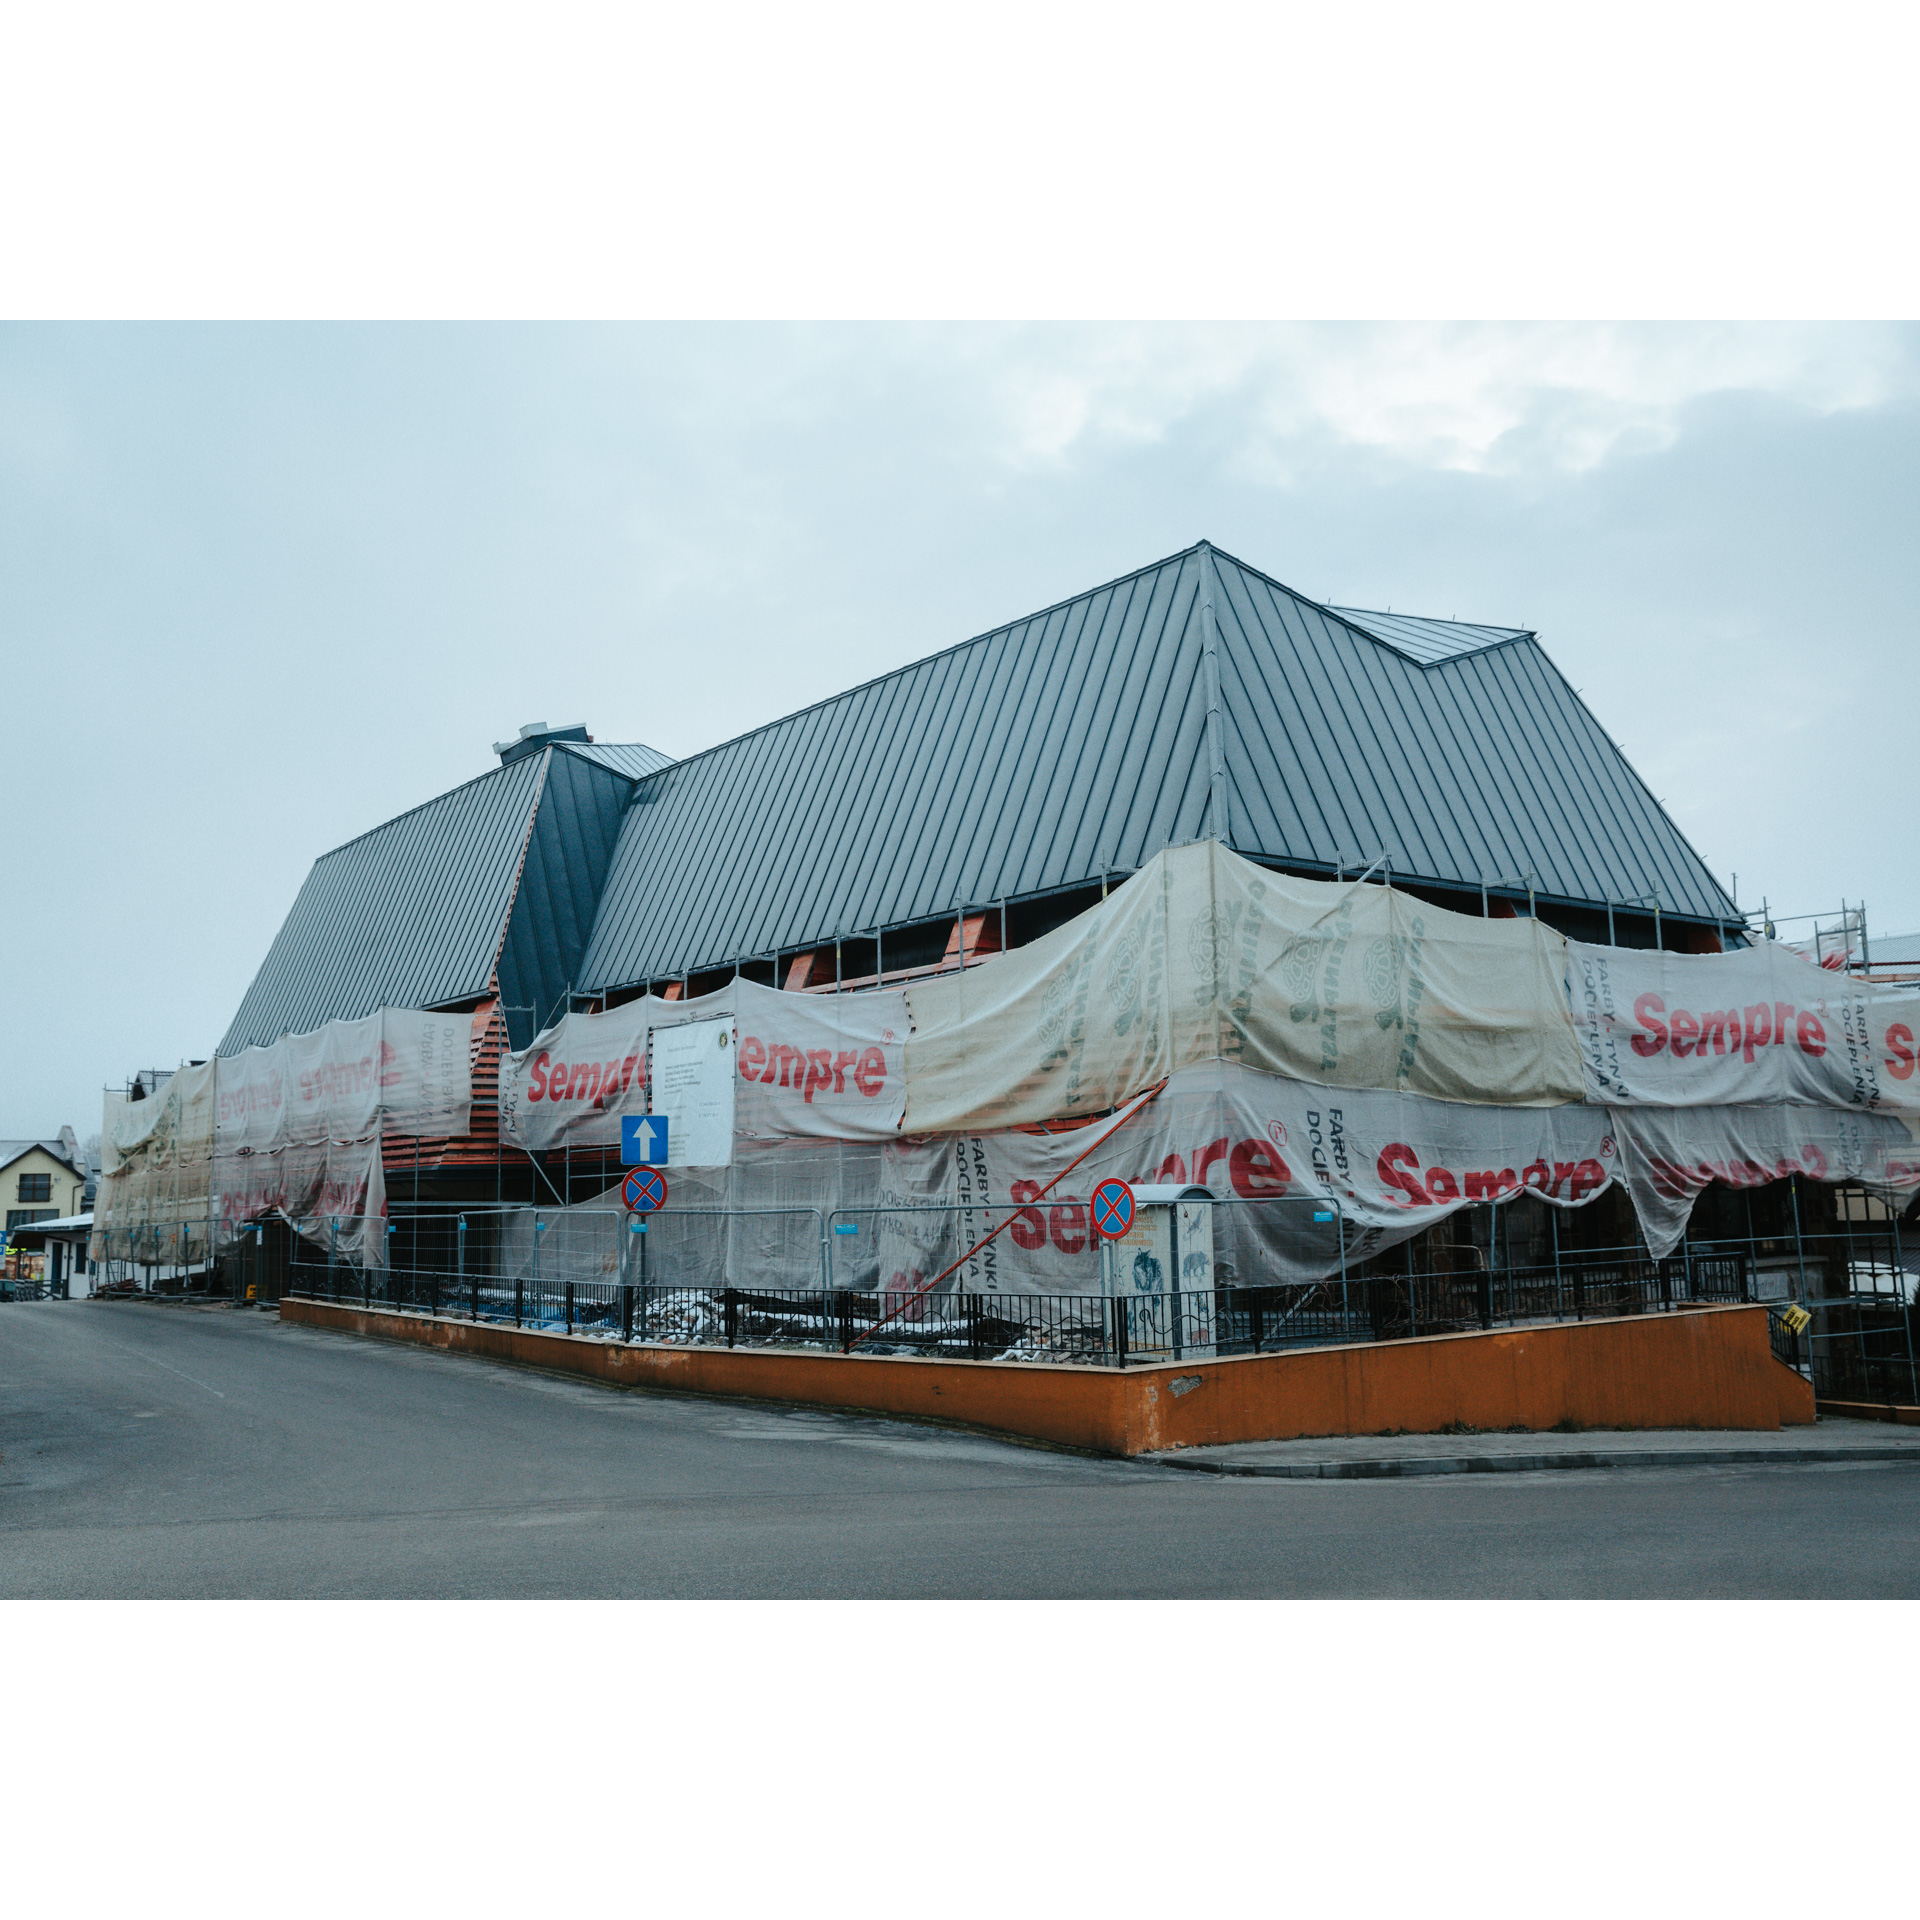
[1089,1178,1136,1240]
[622,1166,667,1213]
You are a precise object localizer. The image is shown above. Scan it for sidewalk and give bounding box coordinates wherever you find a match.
[1146,1418,1920,1480]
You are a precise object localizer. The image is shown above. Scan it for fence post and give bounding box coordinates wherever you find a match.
[1894,1207,1916,1402]
[1789,1177,1807,1302]
[565,1281,574,1333]
[1336,1202,1350,1336]
[724,1286,738,1349]
[1550,1205,1564,1320]
[1111,1295,1127,1370]
[455,1215,465,1320]
[1170,1204,1184,1363]
[1840,1190,1872,1398]
[529,1214,547,1328]
[819,1209,833,1355]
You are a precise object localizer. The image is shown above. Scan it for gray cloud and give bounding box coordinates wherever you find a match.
[2,322,1914,1135]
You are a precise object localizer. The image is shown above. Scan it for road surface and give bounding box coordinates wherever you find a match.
[5,1301,1917,1598]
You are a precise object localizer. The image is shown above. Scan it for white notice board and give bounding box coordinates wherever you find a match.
[649,1017,737,1167]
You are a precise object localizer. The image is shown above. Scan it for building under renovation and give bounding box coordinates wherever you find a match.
[93,541,1918,1401]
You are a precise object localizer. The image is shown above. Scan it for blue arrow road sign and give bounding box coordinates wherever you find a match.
[621,1115,669,1166]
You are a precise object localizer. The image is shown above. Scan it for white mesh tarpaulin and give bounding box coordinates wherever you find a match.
[1609,1102,1920,1257]
[212,1132,389,1265]
[1568,938,1920,1112]
[880,1062,1619,1292]
[92,1060,218,1263]
[95,1008,469,1267]
[497,980,908,1153]
[214,1009,473,1151]
[901,840,1585,1134]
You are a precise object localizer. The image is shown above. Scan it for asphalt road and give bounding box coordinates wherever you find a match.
[6,1301,1919,1598]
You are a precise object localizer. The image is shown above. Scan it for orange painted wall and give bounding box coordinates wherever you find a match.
[1123,1305,1813,1453]
[279,1299,1811,1455]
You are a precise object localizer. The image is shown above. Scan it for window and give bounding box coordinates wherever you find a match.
[6,1209,56,1231]
[17,1172,51,1203]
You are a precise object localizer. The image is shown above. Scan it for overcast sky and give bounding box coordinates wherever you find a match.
[3,321,1916,1138]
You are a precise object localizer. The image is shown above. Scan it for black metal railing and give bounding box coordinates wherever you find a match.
[1766,1304,1807,1372]
[224,1193,1911,1394]
[284,1250,1812,1371]
[1803,1299,1919,1406]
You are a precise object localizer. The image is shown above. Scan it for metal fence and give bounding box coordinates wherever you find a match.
[1802,1296,1918,1405]
[90,1219,277,1303]
[81,1178,1914,1394]
[276,1194,1910,1373]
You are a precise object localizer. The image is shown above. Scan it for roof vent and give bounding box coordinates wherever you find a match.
[494,720,591,766]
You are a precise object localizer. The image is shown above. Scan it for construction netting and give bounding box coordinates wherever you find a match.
[499,841,1920,1268]
[901,840,1585,1126]
[92,1009,474,1267]
[104,840,1920,1284]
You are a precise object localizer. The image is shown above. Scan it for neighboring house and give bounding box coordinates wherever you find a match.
[2,1135,89,1235]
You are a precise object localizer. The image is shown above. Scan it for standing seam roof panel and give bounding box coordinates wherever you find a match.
[1226,577,1383,865]
[219,752,548,1052]
[1319,599,1500,881]
[570,541,1738,992]
[1466,648,1621,900]
[1211,565,1392,868]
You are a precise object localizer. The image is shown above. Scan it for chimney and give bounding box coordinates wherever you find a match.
[493,720,592,767]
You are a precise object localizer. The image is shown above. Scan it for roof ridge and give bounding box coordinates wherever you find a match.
[1201,544,1438,658]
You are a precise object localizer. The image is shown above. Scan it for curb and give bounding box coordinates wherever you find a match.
[1150,1444,1920,1480]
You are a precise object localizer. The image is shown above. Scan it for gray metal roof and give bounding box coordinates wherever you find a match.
[495,748,641,1047]
[562,740,675,779]
[1211,554,1736,923]
[218,754,550,1052]
[219,740,672,1053]
[1326,607,1531,665]
[576,542,1738,992]
[578,548,1215,988]
[0,1140,82,1174]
